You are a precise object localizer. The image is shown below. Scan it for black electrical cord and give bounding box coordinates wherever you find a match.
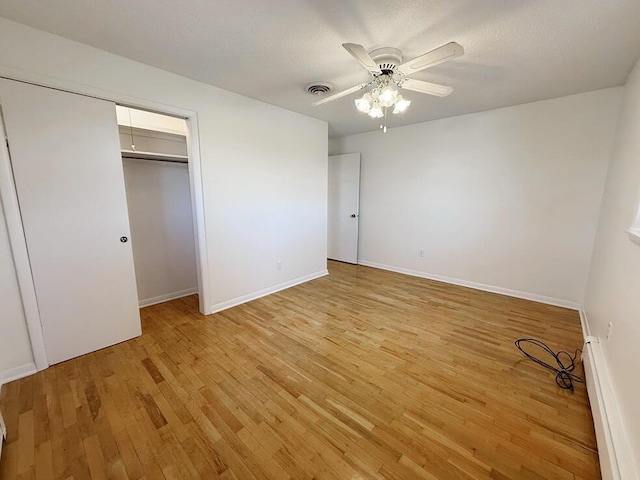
[514,338,583,392]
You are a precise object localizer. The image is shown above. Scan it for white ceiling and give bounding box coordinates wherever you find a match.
[1,1,640,137]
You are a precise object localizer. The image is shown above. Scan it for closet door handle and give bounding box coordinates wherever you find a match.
[120,236,128,243]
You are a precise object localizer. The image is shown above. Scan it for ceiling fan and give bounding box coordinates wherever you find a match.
[312,41,464,131]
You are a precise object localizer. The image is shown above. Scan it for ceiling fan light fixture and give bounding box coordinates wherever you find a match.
[368,101,384,118]
[392,95,411,114]
[355,97,371,113]
[378,85,398,107]
[311,40,461,132]
[355,93,373,113]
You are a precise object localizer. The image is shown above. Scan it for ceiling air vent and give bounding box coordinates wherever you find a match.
[305,82,333,96]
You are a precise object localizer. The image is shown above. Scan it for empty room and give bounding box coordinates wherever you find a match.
[0,1,638,479]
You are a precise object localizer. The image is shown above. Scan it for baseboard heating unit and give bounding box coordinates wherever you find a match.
[582,336,638,480]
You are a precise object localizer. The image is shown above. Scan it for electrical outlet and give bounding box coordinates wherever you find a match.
[276,259,282,271]
[606,322,613,341]
[419,249,424,257]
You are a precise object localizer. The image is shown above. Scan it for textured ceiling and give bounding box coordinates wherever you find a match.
[1,1,640,137]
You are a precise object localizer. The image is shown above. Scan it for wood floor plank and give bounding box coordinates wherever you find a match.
[0,261,600,479]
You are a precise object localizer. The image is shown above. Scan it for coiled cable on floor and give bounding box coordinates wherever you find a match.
[514,338,583,392]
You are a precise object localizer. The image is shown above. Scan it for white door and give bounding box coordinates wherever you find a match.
[328,153,361,264]
[0,78,141,365]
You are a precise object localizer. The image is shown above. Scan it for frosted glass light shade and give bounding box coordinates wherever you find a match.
[393,95,411,114]
[368,101,384,118]
[353,83,411,119]
[354,93,372,113]
[378,86,398,107]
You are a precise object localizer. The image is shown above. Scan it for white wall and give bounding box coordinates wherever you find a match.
[583,58,640,471]
[0,199,33,382]
[123,158,198,306]
[0,17,327,375]
[330,88,622,307]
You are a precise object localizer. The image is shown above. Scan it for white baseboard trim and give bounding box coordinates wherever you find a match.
[357,260,580,310]
[578,309,592,338]
[139,288,198,308]
[209,269,329,315]
[580,311,638,480]
[0,362,36,387]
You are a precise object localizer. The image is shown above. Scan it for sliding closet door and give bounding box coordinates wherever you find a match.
[0,78,141,364]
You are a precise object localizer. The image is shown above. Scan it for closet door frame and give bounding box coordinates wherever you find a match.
[182,112,210,315]
[0,108,48,371]
[115,104,209,316]
[119,106,205,308]
[0,73,212,371]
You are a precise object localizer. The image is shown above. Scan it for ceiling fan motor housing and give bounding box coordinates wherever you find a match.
[369,47,403,74]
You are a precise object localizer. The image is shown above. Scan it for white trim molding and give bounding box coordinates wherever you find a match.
[139,288,198,308]
[0,114,48,371]
[210,270,329,314]
[579,310,592,338]
[628,199,640,245]
[0,362,37,387]
[580,311,639,480]
[626,228,640,246]
[357,260,580,310]
[183,113,211,315]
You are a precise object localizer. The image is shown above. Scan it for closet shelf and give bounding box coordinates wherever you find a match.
[121,149,188,164]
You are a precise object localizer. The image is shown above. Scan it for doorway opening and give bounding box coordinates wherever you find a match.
[116,106,199,308]
[327,153,361,264]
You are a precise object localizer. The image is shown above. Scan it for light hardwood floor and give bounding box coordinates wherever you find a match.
[0,261,599,479]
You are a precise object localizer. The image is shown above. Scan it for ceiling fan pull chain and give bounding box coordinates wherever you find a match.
[383,107,388,133]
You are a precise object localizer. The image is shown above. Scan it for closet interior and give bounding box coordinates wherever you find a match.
[116,106,198,307]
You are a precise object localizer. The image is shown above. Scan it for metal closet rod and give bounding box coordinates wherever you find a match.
[121,151,188,164]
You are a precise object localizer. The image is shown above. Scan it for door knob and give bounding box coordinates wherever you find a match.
[350,214,358,218]
[120,236,128,243]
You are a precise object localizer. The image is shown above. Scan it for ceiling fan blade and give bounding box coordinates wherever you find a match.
[396,42,464,76]
[312,83,368,106]
[342,43,382,75]
[400,78,453,97]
